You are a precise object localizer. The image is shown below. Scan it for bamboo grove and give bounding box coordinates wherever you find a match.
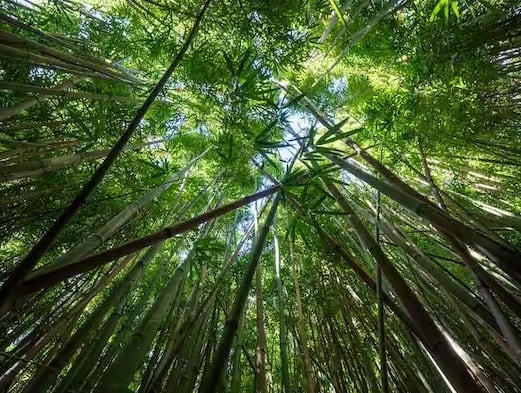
[0,0,520,392]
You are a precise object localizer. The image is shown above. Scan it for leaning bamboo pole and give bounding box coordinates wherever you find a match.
[290,236,316,393]
[326,154,521,284]
[287,193,482,391]
[13,185,280,298]
[0,81,143,104]
[325,181,484,393]
[0,77,84,122]
[0,139,169,182]
[93,221,212,393]
[36,148,209,270]
[0,30,135,81]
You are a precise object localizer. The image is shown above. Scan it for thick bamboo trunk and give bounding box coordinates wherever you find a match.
[416,145,521,361]
[357,208,499,331]
[198,194,281,393]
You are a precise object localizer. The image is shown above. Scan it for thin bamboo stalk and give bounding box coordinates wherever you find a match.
[0,77,84,122]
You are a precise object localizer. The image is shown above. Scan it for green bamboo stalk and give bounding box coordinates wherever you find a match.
[374,182,389,393]
[274,233,291,393]
[0,76,84,121]
[0,260,129,391]
[0,80,143,103]
[198,194,281,393]
[290,236,316,393]
[0,139,168,182]
[255,253,268,393]
[325,182,484,393]
[93,230,205,392]
[37,148,208,271]
[356,207,499,331]
[0,30,134,81]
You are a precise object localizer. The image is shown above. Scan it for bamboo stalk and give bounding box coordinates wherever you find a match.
[326,154,521,284]
[0,30,132,81]
[0,81,143,103]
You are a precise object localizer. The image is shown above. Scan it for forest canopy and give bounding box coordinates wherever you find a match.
[0,0,521,392]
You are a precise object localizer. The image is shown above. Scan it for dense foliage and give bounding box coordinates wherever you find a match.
[1,0,520,392]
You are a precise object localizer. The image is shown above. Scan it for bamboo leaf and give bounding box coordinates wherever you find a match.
[451,1,460,18]
[315,116,351,145]
[429,0,447,21]
[222,50,235,75]
[317,127,363,145]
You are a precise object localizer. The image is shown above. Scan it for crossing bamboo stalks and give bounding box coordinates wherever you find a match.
[325,182,484,392]
[0,258,130,391]
[0,0,213,313]
[37,148,209,271]
[12,185,280,298]
[0,30,135,81]
[93,223,213,392]
[0,77,84,122]
[287,193,486,390]
[0,81,143,103]
[326,154,521,284]
[0,139,169,182]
